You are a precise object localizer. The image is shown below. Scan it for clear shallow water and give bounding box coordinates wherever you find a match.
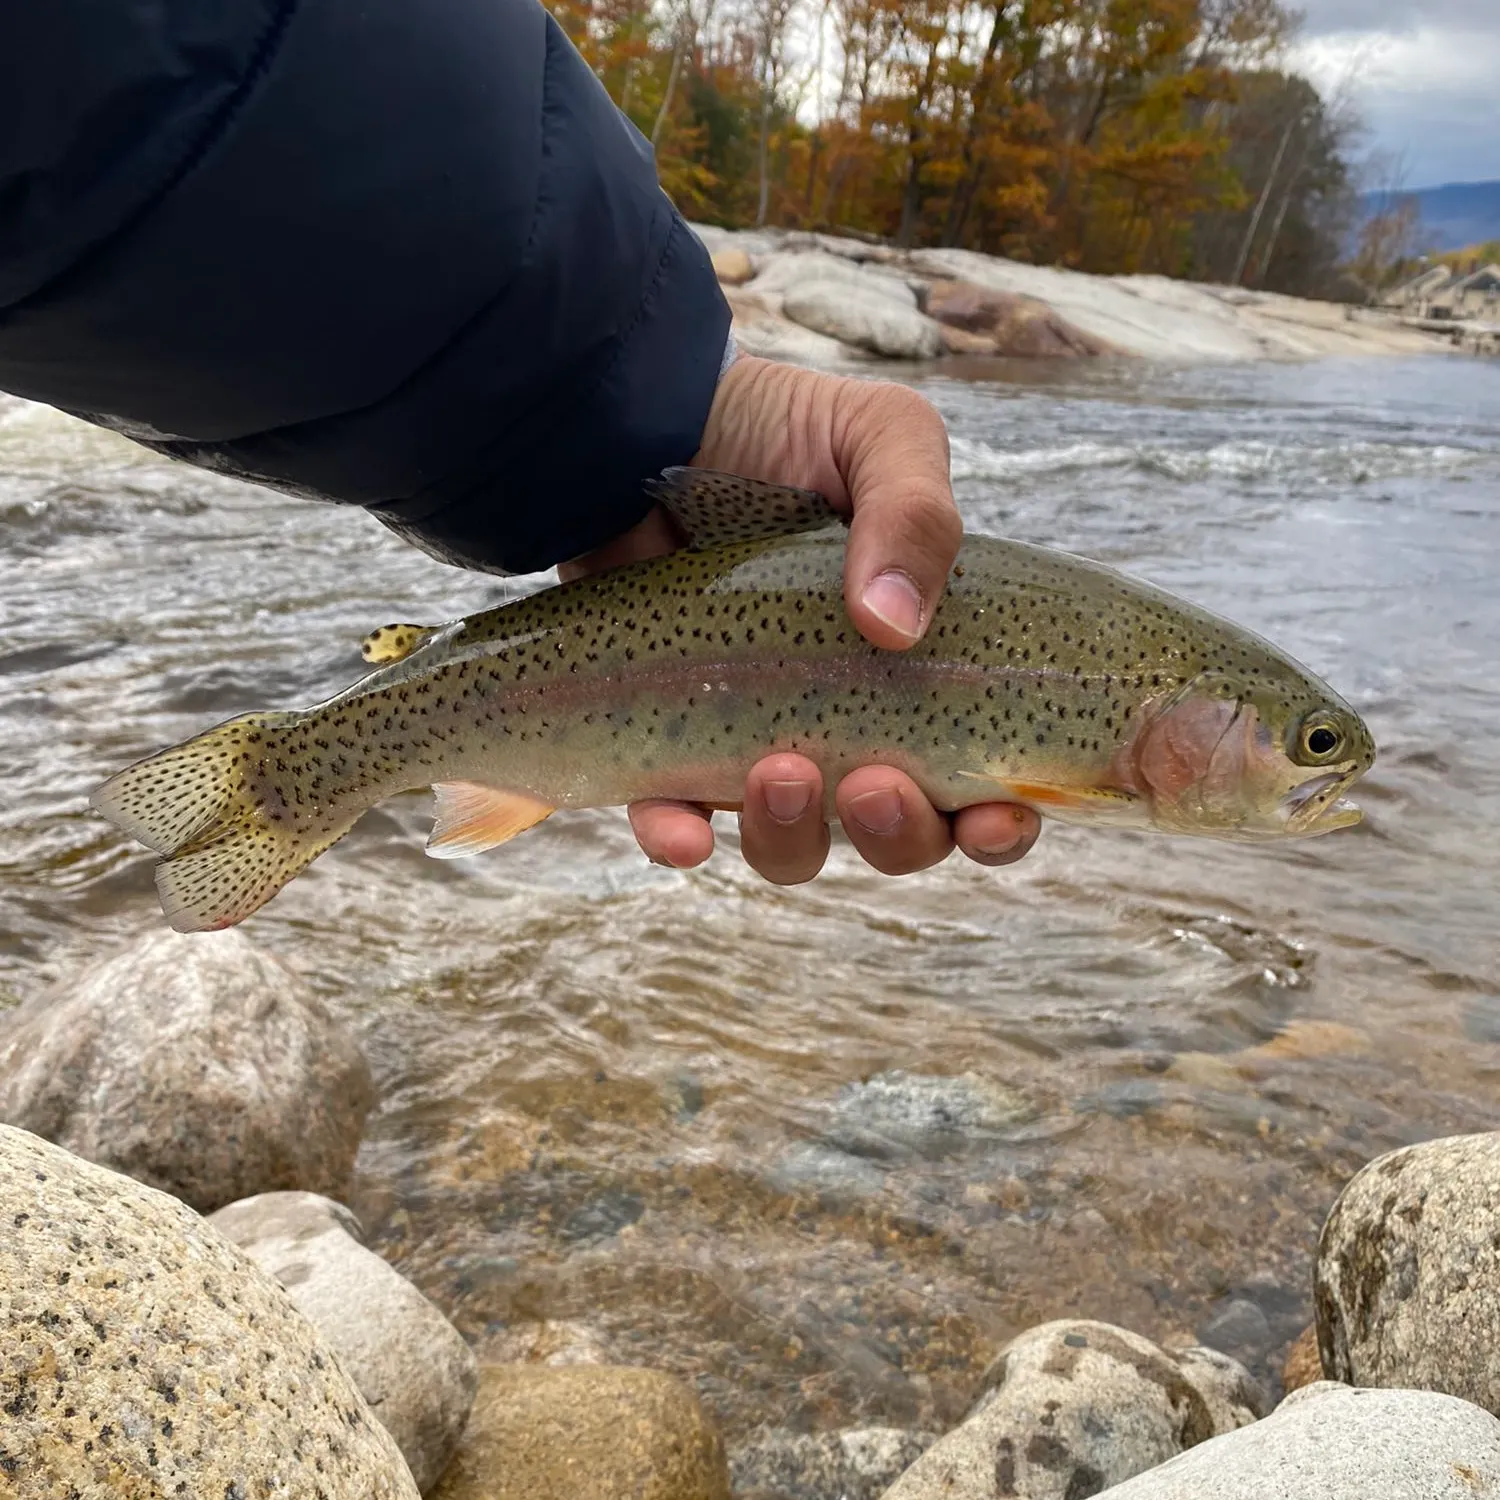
[3,354,1499,1437]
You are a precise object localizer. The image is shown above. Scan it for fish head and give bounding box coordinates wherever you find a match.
[1120,672,1376,841]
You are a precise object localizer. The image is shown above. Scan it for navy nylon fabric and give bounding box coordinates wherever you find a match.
[0,0,731,573]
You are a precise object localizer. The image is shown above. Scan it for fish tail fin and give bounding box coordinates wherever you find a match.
[89,712,361,933]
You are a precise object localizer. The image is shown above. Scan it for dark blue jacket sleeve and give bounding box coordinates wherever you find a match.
[0,0,731,574]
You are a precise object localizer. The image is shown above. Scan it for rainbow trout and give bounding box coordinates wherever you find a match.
[91,470,1375,933]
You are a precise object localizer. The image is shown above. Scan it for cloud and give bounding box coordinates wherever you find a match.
[1290,7,1500,187]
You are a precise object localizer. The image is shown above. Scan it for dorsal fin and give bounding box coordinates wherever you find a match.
[360,622,442,664]
[644,467,847,549]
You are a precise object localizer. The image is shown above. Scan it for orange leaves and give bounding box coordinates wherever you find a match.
[591,0,1300,281]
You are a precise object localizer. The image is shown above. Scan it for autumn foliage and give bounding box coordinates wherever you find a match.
[548,0,1359,295]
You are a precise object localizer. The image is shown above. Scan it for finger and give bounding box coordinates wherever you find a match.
[628,799,715,869]
[954,803,1042,867]
[833,382,962,650]
[835,766,954,876]
[739,754,830,885]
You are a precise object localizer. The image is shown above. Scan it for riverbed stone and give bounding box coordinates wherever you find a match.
[0,928,373,1213]
[1089,1382,1500,1497]
[883,1320,1265,1500]
[730,1426,935,1499]
[0,1123,418,1499]
[824,1070,1035,1161]
[209,1191,478,1493]
[429,1364,730,1500]
[1316,1130,1500,1414]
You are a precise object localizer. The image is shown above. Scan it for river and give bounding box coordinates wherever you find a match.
[3,351,1498,1439]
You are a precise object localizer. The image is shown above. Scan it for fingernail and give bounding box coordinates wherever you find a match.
[763,779,814,824]
[848,787,904,835]
[973,807,1033,857]
[860,571,924,642]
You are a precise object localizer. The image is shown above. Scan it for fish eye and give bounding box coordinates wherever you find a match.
[1293,712,1345,764]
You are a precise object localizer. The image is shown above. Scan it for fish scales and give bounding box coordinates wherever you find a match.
[91,476,1375,933]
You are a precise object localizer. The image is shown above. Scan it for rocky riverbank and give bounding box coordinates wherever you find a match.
[3,930,1500,1496]
[690,224,1449,366]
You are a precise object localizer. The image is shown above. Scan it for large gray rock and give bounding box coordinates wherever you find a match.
[0,1124,417,1499]
[0,929,374,1213]
[1316,1131,1500,1414]
[1090,1382,1500,1497]
[731,1426,935,1499]
[783,281,945,360]
[883,1320,1265,1500]
[209,1191,478,1493]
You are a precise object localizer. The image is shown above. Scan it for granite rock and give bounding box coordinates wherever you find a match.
[0,929,373,1213]
[0,1124,417,1499]
[209,1191,478,1492]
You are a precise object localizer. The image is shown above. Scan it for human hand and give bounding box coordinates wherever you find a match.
[560,354,1041,882]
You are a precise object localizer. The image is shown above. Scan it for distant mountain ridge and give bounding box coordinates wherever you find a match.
[1360,179,1500,253]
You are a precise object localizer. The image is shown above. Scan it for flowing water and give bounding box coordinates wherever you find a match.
[3,353,1499,1439]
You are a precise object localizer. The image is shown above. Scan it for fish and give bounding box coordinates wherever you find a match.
[90,469,1376,933]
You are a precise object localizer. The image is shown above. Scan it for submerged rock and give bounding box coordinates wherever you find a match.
[0,1124,417,1498]
[1316,1130,1500,1414]
[730,1426,935,1500]
[883,1319,1265,1500]
[0,928,373,1213]
[1089,1382,1500,1497]
[430,1364,730,1500]
[209,1191,478,1493]
[824,1070,1034,1161]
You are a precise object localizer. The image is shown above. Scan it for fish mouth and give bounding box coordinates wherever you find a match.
[1281,767,1363,836]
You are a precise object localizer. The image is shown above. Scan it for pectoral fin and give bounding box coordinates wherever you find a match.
[644,468,847,549]
[959,772,1137,812]
[426,781,555,859]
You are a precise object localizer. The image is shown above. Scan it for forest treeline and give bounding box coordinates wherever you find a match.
[549,0,1374,298]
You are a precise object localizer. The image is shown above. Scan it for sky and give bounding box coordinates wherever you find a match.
[1291,0,1500,188]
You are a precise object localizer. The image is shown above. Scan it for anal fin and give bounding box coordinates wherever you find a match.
[644,467,847,549]
[426,781,554,859]
[361,623,443,664]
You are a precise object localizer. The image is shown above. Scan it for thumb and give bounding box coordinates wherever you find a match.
[832,380,962,651]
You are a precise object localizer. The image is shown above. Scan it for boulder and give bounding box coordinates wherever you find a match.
[1316,1131,1500,1414]
[1089,1382,1500,1498]
[750,249,920,306]
[923,279,1114,357]
[0,929,373,1213]
[883,1320,1265,1500]
[711,247,755,285]
[209,1191,478,1493]
[783,281,946,360]
[430,1364,730,1500]
[0,1124,417,1499]
[731,1427,934,1500]
[938,324,1002,355]
[724,288,860,366]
